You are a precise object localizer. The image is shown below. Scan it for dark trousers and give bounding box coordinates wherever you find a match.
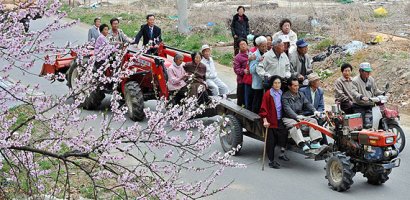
[266,122,287,162]
[170,87,188,105]
[252,89,263,113]
[340,101,354,114]
[237,83,245,107]
[244,84,253,110]
[233,37,244,56]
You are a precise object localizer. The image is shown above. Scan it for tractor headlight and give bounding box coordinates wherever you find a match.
[386,137,394,144]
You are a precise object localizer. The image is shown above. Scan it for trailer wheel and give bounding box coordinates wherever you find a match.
[67,57,104,110]
[325,152,355,192]
[219,115,243,155]
[67,57,89,89]
[125,81,145,121]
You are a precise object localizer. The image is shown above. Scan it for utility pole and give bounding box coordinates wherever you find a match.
[177,0,190,34]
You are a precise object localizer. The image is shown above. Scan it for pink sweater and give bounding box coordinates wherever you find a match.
[167,62,187,91]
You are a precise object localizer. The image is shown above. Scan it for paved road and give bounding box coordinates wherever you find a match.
[2,17,409,200]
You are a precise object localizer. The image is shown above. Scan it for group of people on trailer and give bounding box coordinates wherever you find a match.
[88,6,386,169]
[229,6,386,169]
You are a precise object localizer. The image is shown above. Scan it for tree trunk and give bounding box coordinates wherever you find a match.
[177,0,189,34]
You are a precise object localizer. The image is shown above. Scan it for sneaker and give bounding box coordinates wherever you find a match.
[268,161,280,169]
[302,145,310,152]
[310,143,321,149]
[279,155,290,161]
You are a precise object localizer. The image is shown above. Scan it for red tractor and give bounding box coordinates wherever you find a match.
[40,43,192,121]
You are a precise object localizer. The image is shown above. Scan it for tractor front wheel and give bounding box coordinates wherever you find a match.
[365,169,391,185]
[125,81,145,121]
[325,152,355,192]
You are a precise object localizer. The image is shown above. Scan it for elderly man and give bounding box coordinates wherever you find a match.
[249,36,268,113]
[351,62,385,124]
[282,77,323,151]
[88,17,101,42]
[108,18,132,46]
[289,39,313,86]
[300,73,324,113]
[201,44,229,96]
[300,73,327,145]
[256,38,291,88]
[334,63,354,114]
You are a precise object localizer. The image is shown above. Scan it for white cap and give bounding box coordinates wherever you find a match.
[279,35,290,43]
[201,44,211,52]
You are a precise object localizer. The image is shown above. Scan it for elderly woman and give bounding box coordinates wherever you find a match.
[272,18,297,53]
[167,53,189,104]
[184,52,209,105]
[259,75,289,169]
[233,39,250,107]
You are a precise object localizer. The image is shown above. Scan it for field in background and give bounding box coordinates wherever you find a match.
[63,0,410,113]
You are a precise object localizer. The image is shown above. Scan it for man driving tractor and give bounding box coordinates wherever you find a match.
[282,77,323,152]
[351,62,385,123]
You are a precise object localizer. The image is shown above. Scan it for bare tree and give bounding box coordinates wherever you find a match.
[177,0,190,34]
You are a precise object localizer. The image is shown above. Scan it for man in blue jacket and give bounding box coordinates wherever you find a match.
[300,73,324,113]
[300,72,327,144]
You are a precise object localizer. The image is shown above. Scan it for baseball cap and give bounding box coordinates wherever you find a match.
[201,44,210,52]
[296,39,308,48]
[359,62,372,72]
[279,35,290,43]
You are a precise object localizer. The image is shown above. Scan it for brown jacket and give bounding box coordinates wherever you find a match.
[183,62,207,96]
[334,76,354,103]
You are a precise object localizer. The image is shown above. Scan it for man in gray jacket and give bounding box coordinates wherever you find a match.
[282,77,323,152]
[88,18,101,42]
[351,62,384,123]
[256,38,291,82]
[289,39,313,86]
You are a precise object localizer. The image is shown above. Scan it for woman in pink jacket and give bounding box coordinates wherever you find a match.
[167,53,189,104]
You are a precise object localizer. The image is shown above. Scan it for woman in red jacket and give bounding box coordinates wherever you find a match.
[259,75,289,169]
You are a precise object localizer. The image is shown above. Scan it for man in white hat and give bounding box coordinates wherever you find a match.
[200,44,229,96]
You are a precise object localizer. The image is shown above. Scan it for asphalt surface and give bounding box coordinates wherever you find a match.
[1,17,409,200]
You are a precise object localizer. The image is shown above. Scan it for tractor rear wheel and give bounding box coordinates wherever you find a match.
[82,90,105,110]
[325,152,355,192]
[219,115,243,155]
[125,81,145,121]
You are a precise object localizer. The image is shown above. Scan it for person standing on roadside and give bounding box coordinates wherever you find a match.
[230,6,249,56]
[88,17,101,42]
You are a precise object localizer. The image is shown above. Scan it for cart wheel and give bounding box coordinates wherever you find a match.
[219,115,243,155]
[325,152,355,192]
